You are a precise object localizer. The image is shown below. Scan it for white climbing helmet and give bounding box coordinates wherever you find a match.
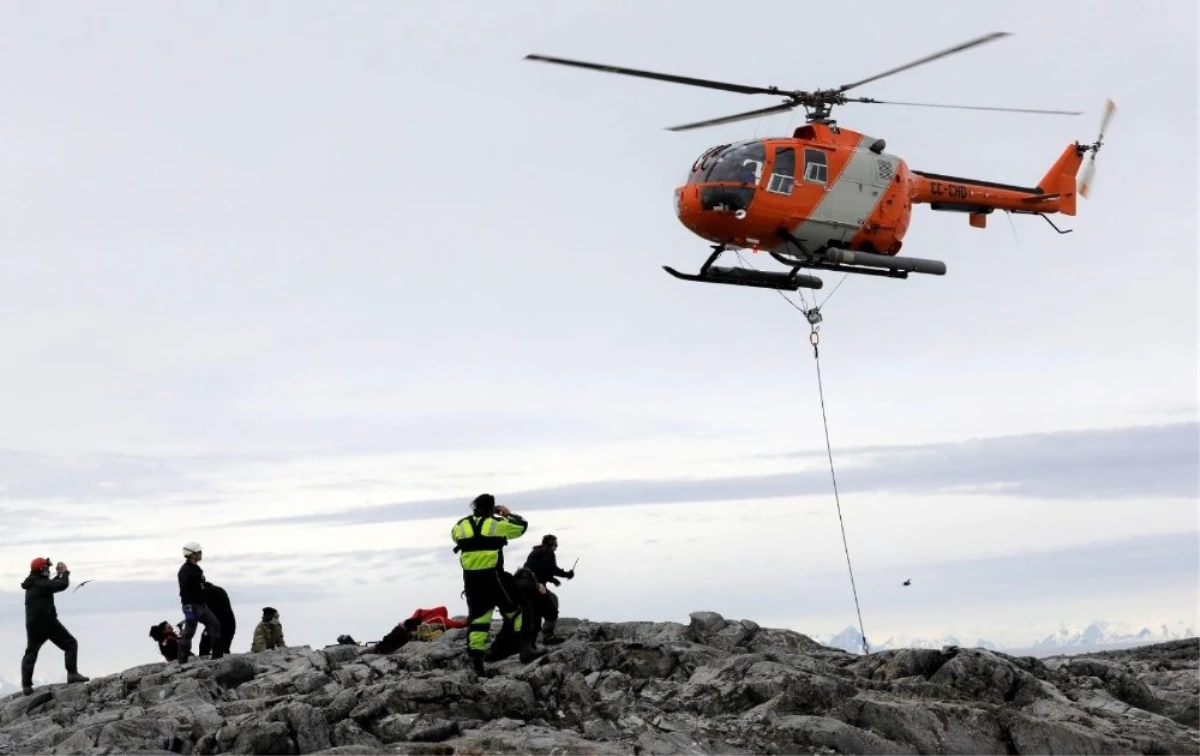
[182,541,203,557]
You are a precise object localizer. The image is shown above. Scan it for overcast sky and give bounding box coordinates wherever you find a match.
[1,1,1196,685]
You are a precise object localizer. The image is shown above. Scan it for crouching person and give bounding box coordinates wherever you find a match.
[252,607,286,652]
[365,618,418,655]
[149,621,182,662]
[199,583,236,657]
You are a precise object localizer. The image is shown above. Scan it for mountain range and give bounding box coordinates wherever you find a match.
[0,673,63,697]
[818,619,1197,656]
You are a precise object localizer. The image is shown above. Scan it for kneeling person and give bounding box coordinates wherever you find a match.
[252,607,286,652]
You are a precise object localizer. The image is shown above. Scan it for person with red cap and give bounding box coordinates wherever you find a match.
[20,557,89,695]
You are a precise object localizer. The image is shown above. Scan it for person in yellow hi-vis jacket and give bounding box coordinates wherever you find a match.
[451,493,546,675]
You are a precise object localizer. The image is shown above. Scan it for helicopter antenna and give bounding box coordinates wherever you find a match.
[526,32,1082,130]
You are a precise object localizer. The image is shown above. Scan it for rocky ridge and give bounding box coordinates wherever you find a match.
[0,611,1196,755]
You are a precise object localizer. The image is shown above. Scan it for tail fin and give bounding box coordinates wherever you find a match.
[1036,144,1085,216]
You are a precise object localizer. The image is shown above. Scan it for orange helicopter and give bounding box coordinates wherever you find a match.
[526,32,1116,292]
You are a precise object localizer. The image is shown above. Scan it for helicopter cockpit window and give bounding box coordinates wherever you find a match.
[687,144,726,184]
[767,146,796,195]
[803,148,828,185]
[701,141,766,185]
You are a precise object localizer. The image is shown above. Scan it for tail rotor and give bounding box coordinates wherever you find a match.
[1079,98,1115,199]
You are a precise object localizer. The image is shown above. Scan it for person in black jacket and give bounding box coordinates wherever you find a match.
[522,534,575,644]
[198,584,236,657]
[20,557,89,695]
[177,541,222,663]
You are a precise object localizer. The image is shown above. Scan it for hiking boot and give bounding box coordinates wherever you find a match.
[21,686,32,696]
[469,652,486,676]
[484,645,517,662]
[66,672,89,684]
[542,634,565,645]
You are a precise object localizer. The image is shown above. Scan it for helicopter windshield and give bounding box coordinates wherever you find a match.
[689,140,766,185]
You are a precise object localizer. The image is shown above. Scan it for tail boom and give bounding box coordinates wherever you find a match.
[910,143,1086,219]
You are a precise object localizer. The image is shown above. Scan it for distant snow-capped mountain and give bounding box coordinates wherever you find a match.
[823,626,871,654]
[878,634,999,651]
[817,627,998,654]
[815,619,1196,655]
[0,672,67,697]
[1032,620,1196,649]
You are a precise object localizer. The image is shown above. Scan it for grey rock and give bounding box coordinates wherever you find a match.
[213,656,258,689]
[0,619,1194,755]
[329,719,381,749]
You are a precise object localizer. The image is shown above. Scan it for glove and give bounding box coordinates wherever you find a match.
[182,604,196,624]
[566,570,575,579]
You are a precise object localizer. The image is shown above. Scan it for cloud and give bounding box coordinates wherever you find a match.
[0,533,145,548]
[0,579,334,620]
[700,530,1200,617]
[558,529,1200,649]
[0,448,271,503]
[232,421,1199,527]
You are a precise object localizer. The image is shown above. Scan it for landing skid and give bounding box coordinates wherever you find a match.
[663,239,947,292]
[663,245,823,291]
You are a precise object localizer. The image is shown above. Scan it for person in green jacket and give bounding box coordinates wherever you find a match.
[451,493,544,674]
[252,607,285,652]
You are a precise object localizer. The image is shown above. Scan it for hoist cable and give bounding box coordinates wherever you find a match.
[732,250,870,653]
[808,324,870,655]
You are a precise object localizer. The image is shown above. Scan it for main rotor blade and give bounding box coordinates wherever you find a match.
[850,97,1081,116]
[837,31,1011,92]
[666,102,798,132]
[524,54,784,96]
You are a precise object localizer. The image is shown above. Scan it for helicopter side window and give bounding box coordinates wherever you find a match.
[803,148,828,185]
[767,147,796,195]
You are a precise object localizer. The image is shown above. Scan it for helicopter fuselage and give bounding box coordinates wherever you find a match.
[675,122,912,257]
[674,121,1083,261]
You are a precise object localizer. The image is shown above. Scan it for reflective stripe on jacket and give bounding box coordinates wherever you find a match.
[451,514,527,571]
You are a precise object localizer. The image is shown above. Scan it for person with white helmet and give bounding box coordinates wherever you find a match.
[177,541,222,663]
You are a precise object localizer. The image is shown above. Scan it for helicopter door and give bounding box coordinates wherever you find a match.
[766,146,796,195]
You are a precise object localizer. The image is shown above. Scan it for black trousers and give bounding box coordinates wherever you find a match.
[21,619,78,687]
[179,603,221,659]
[534,589,559,630]
[463,569,524,658]
[200,621,234,656]
[512,569,550,641]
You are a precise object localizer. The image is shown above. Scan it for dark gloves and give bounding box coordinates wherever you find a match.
[565,570,575,579]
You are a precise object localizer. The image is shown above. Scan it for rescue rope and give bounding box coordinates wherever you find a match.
[734,251,871,655]
[806,313,870,656]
